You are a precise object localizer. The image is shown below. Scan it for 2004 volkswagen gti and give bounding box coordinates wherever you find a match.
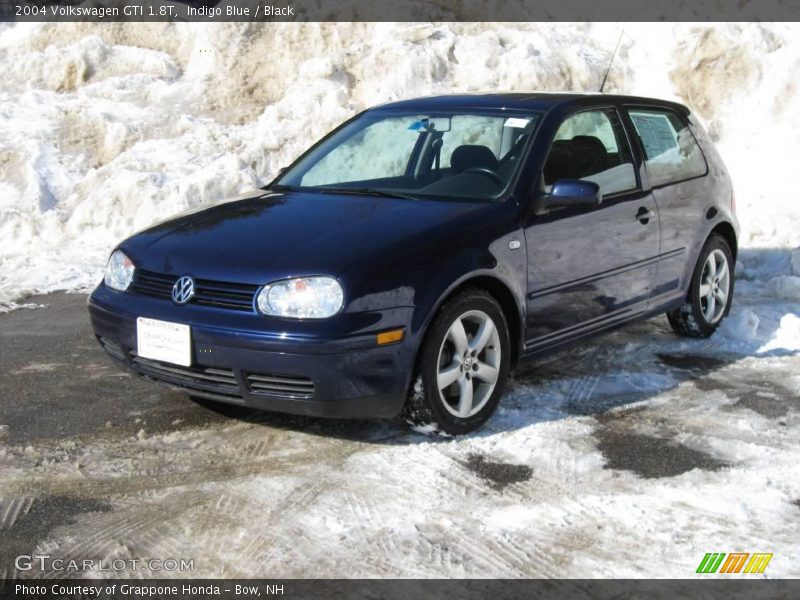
[89,93,738,434]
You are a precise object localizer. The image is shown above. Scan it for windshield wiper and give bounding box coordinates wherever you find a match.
[262,183,296,192]
[316,187,420,200]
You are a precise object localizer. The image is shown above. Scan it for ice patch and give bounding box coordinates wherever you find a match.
[0,301,47,313]
[485,504,538,531]
[12,362,66,374]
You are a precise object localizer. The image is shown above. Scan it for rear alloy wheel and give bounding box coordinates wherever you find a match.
[667,234,735,338]
[698,249,731,325]
[403,289,510,435]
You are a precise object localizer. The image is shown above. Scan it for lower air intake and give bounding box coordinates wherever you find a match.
[245,373,315,399]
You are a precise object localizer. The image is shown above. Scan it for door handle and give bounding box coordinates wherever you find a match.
[635,207,655,224]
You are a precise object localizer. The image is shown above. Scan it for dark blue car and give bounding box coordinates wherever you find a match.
[89,93,738,434]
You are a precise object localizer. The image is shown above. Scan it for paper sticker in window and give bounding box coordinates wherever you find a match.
[631,113,679,161]
[504,117,530,129]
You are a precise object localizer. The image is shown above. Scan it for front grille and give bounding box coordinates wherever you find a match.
[130,270,258,312]
[246,373,315,399]
[129,350,242,399]
[130,270,175,300]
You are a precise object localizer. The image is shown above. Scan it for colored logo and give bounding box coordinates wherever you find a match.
[696,552,772,574]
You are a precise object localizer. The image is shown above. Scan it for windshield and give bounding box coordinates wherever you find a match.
[274,109,543,201]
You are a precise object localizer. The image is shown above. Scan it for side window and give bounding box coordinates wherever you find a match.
[543,108,637,197]
[628,109,707,187]
[300,117,418,186]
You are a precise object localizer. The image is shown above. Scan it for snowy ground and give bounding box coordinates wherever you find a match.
[0,289,798,579]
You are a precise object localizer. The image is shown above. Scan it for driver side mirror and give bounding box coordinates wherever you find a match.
[541,179,602,211]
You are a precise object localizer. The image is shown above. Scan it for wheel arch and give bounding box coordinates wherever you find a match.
[710,220,738,262]
[414,272,525,371]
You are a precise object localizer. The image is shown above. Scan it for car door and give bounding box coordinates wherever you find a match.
[523,107,660,350]
[625,107,712,299]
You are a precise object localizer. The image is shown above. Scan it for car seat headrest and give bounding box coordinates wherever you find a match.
[450,145,499,174]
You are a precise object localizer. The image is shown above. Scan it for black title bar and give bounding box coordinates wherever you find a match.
[1,579,799,600]
[2,0,800,22]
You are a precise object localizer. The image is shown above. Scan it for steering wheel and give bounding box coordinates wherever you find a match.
[462,167,505,185]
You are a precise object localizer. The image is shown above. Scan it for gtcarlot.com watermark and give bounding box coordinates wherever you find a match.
[15,553,194,573]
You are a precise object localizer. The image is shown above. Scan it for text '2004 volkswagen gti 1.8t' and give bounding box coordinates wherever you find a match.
[89,93,738,435]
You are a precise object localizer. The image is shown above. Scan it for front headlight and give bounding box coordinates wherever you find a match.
[104,250,135,291]
[256,276,344,319]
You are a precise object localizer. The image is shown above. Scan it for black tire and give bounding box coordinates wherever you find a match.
[402,289,511,435]
[667,234,735,338]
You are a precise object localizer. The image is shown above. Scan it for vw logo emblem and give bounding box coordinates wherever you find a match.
[172,275,195,305]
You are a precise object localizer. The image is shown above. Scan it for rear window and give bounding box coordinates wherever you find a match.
[628,109,707,187]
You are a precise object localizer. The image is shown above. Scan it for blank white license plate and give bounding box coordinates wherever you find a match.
[136,317,191,367]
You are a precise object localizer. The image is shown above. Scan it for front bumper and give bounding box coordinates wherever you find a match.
[88,285,421,418]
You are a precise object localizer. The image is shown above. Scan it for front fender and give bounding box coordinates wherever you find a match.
[336,196,525,379]
[405,230,528,378]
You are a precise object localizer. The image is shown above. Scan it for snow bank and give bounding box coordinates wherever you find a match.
[1,23,799,311]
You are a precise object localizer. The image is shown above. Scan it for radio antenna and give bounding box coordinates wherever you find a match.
[599,30,625,93]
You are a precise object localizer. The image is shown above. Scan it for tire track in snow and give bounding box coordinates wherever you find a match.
[222,478,355,577]
[50,510,166,566]
[338,487,417,575]
[0,496,34,530]
[1,423,333,500]
[0,418,367,577]
[430,522,534,576]
[386,444,566,578]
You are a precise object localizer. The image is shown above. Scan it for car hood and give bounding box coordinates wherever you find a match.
[121,189,488,284]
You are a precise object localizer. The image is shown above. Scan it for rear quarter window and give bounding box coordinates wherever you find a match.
[628,108,707,187]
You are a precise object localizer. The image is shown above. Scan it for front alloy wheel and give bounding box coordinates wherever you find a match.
[437,310,502,419]
[403,289,510,435]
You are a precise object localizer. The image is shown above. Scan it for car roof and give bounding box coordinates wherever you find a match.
[372,92,689,114]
